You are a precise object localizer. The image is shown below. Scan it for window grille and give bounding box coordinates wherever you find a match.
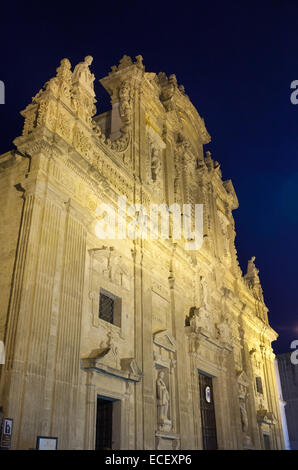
[99,292,114,324]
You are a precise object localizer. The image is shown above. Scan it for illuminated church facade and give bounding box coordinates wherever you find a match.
[0,54,285,450]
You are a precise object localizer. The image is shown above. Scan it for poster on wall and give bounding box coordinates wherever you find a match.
[1,418,13,448]
[36,436,58,450]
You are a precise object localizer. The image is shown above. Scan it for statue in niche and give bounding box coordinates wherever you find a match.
[156,370,171,430]
[73,56,95,91]
[240,399,249,434]
[119,80,132,128]
[151,147,161,182]
[238,383,249,434]
[199,275,208,308]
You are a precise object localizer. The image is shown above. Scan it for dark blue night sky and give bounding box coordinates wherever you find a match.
[0,1,297,353]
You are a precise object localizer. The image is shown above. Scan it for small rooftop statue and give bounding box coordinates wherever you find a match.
[73,55,95,92]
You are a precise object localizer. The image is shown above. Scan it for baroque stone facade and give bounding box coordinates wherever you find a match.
[0,54,285,450]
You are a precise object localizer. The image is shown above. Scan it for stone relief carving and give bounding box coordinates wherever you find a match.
[187,306,213,338]
[89,246,131,291]
[250,347,262,370]
[119,80,132,134]
[121,358,143,380]
[88,330,121,370]
[158,73,178,111]
[82,336,143,383]
[256,408,277,426]
[216,316,232,344]
[217,209,231,265]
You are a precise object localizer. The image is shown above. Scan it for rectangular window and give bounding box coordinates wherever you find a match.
[256,376,263,394]
[98,288,121,327]
[99,292,114,323]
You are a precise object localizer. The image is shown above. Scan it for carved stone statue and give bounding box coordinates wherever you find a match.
[244,256,264,302]
[151,147,161,181]
[119,81,132,132]
[238,379,250,438]
[189,308,202,333]
[239,398,249,433]
[73,56,95,91]
[156,370,171,430]
[199,276,208,308]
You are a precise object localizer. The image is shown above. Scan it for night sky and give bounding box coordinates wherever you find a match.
[0,1,297,354]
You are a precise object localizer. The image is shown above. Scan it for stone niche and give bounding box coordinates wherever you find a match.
[237,370,254,449]
[145,124,166,199]
[153,330,180,450]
